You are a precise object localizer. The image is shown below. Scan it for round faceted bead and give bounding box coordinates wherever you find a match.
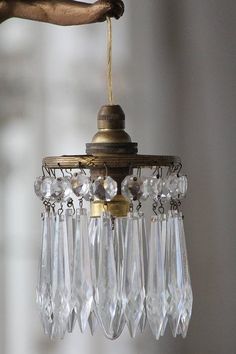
[93,176,117,201]
[147,176,164,200]
[51,177,72,203]
[40,176,55,201]
[70,173,93,201]
[121,175,148,201]
[34,176,44,200]
[178,175,188,198]
[165,174,179,200]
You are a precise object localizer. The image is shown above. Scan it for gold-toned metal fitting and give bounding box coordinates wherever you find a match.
[97,105,125,130]
[87,104,137,155]
[90,195,129,218]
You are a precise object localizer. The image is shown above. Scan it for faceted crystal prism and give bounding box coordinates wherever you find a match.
[88,217,101,336]
[51,177,72,203]
[146,215,168,340]
[123,213,145,338]
[72,208,93,333]
[51,215,71,339]
[65,209,77,333]
[36,212,54,337]
[95,213,125,340]
[93,176,118,201]
[121,176,148,201]
[138,213,148,333]
[166,211,193,338]
[88,310,98,336]
[70,173,93,201]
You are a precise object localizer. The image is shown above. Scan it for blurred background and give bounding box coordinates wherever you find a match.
[0,1,236,353]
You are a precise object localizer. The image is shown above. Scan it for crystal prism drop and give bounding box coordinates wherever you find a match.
[95,213,125,340]
[123,213,145,338]
[65,209,77,333]
[36,212,54,337]
[51,214,71,340]
[72,208,93,333]
[88,310,98,336]
[88,217,101,336]
[146,214,168,340]
[138,213,148,333]
[166,211,193,338]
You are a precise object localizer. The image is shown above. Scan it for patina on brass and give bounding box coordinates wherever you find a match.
[0,0,124,25]
[43,105,181,218]
[86,105,138,155]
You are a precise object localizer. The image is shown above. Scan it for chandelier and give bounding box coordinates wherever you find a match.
[34,13,193,341]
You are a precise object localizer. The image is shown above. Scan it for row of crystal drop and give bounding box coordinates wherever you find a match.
[36,205,193,340]
[34,172,188,203]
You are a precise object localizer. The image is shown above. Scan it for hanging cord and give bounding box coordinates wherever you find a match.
[106,17,114,105]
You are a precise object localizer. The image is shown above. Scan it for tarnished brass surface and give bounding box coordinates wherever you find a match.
[97,105,125,130]
[90,195,129,217]
[87,105,137,155]
[0,0,124,25]
[43,154,181,169]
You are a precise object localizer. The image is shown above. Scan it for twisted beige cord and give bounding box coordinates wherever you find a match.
[106,16,113,105]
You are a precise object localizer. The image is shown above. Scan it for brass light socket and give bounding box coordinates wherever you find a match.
[86,104,138,155]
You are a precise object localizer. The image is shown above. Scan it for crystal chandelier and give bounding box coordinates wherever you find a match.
[34,16,193,341]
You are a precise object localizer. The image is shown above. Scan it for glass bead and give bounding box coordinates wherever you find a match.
[93,176,117,202]
[51,177,72,203]
[147,176,164,200]
[178,175,188,199]
[165,174,179,200]
[70,173,93,201]
[40,177,55,201]
[34,176,44,200]
[121,176,148,201]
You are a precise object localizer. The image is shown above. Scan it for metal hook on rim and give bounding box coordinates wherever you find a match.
[78,162,86,175]
[58,163,65,177]
[104,163,108,178]
[65,169,73,178]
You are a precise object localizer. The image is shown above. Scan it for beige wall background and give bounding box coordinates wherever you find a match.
[0,1,236,354]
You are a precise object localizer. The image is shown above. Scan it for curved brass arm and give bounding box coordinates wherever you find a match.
[0,0,124,25]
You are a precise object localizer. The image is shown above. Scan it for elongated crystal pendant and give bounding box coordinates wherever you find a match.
[65,209,77,333]
[123,213,145,338]
[72,208,93,333]
[51,214,71,340]
[36,212,54,337]
[138,213,148,333]
[146,214,168,340]
[166,211,193,338]
[95,212,125,340]
[88,217,101,336]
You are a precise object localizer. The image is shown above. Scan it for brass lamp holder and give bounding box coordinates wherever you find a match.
[43,104,181,217]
